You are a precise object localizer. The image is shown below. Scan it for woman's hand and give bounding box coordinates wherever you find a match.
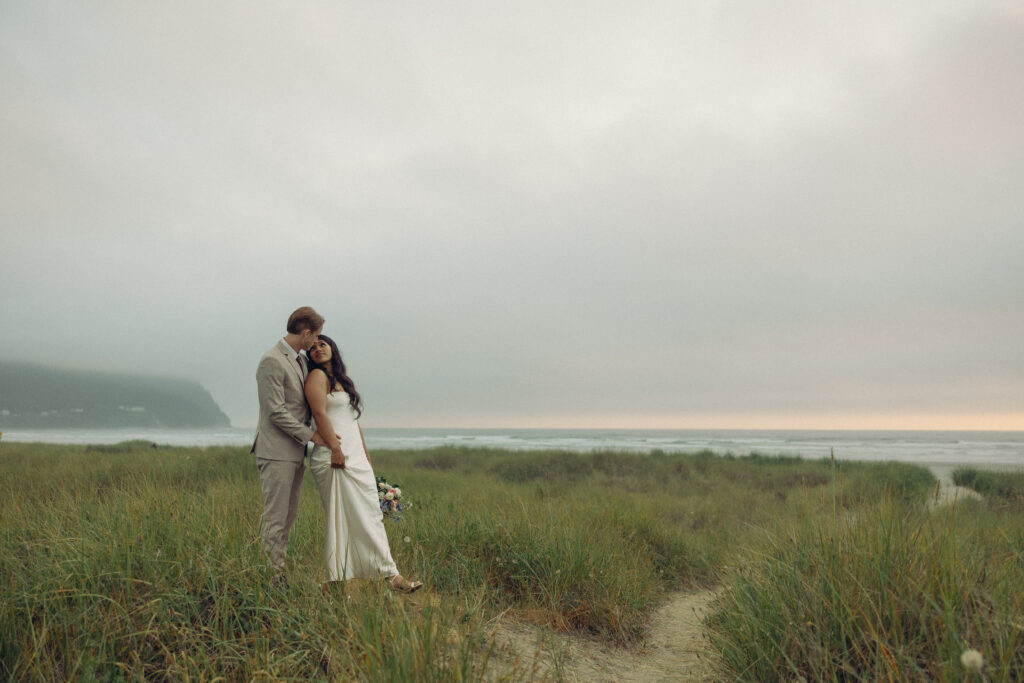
[331,445,346,469]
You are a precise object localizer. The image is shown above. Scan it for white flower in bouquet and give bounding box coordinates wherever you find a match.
[376,475,407,520]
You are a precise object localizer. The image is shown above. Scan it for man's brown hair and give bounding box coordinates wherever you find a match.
[286,306,324,334]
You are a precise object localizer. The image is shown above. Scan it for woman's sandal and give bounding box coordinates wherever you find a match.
[389,575,423,593]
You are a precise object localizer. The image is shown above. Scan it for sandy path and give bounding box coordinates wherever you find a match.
[927,472,982,509]
[487,587,720,681]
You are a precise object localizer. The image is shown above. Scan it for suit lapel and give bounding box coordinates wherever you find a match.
[277,340,305,384]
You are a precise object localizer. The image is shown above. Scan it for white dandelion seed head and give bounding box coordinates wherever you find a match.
[960,649,984,673]
[403,536,411,543]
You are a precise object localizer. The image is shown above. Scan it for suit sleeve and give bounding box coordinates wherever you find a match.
[256,356,315,445]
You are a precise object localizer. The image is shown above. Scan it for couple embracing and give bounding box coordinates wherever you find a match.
[251,306,422,593]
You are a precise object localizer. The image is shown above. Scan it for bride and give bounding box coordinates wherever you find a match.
[305,335,422,592]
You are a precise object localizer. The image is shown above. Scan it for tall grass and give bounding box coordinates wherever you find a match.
[1,441,942,679]
[381,448,936,644]
[0,443,500,681]
[708,471,1024,680]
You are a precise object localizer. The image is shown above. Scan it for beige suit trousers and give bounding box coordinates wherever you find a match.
[257,458,306,571]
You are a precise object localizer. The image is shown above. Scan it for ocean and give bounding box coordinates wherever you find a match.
[3,427,1023,478]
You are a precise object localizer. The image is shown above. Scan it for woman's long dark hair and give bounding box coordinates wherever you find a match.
[309,334,362,418]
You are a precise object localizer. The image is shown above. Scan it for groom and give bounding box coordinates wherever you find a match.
[252,306,328,573]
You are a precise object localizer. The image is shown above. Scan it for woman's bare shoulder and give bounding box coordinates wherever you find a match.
[305,367,328,386]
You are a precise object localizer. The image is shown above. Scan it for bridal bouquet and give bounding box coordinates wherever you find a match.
[376,476,405,520]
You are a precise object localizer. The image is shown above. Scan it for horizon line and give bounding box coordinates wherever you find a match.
[223,412,1024,432]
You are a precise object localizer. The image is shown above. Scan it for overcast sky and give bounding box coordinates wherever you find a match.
[2,1,1022,430]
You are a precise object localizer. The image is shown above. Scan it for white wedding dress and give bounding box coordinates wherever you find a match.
[309,392,398,582]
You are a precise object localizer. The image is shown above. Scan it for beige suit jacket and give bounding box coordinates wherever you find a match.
[251,339,315,462]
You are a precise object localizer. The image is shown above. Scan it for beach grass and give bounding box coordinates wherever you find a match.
[1,441,1019,680]
[709,471,1024,680]
[953,466,1024,503]
[0,443,502,681]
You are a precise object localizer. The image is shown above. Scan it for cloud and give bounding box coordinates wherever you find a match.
[1,1,1021,427]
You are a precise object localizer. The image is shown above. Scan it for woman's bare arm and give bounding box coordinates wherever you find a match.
[305,369,345,468]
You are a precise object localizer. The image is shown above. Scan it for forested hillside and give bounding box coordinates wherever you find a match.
[0,362,230,428]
